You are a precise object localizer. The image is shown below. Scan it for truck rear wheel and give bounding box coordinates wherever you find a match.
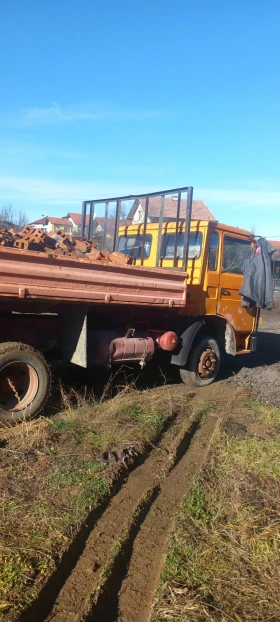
[180,335,220,387]
[0,343,50,424]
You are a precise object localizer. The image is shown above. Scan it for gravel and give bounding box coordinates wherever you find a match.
[227,295,280,406]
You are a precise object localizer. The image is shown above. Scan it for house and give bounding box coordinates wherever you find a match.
[29,216,73,234]
[64,212,91,233]
[63,212,116,236]
[127,196,216,224]
[270,240,280,259]
[269,240,280,291]
[93,217,117,237]
[64,211,130,238]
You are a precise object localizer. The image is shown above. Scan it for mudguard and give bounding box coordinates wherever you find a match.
[171,320,204,367]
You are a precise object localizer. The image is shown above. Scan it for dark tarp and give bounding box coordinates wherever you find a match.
[239,237,276,310]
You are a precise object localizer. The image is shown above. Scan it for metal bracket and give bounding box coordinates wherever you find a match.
[62,306,88,367]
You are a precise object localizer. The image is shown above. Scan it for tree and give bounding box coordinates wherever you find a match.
[0,204,28,230]
[109,200,130,221]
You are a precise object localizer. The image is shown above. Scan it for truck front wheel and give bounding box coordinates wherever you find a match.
[0,343,50,424]
[180,335,220,387]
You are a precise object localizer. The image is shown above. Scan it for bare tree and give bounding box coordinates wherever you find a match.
[0,204,14,224]
[16,210,29,229]
[0,204,28,230]
[109,200,130,221]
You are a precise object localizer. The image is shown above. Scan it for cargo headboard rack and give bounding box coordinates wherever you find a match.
[81,185,193,270]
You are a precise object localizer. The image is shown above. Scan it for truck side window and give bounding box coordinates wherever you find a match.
[161,231,202,260]
[223,236,251,274]
[118,234,152,259]
[208,232,219,271]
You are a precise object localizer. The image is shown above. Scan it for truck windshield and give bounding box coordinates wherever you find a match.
[161,231,203,259]
[118,234,152,259]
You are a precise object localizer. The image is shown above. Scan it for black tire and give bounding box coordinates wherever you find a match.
[0,342,50,424]
[180,335,220,387]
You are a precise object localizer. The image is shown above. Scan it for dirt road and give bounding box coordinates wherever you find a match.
[18,389,221,622]
[227,297,280,405]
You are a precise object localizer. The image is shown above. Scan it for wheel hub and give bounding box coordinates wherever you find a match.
[0,362,39,412]
[198,348,217,378]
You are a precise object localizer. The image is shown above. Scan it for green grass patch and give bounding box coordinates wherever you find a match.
[119,402,167,440]
[0,384,193,620]
[153,395,280,622]
[247,394,280,432]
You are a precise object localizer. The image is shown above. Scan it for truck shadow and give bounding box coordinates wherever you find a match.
[220,331,280,379]
[44,330,280,417]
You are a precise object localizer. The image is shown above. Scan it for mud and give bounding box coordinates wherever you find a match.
[112,416,217,622]
[37,389,219,622]
[42,397,199,622]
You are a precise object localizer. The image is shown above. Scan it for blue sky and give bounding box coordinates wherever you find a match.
[1,0,280,236]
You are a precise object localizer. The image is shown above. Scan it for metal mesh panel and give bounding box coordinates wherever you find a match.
[81,186,193,269]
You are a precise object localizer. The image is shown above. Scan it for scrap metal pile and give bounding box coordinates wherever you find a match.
[0,226,132,265]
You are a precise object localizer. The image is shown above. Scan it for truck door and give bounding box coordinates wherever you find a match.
[218,234,254,333]
[205,231,220,314]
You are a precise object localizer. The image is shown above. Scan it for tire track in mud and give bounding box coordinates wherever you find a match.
[41,403,218,622]
[91,414,218,622]
[43,406,199,622]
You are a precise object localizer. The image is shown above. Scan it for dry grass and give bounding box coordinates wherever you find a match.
[0,382,192,620]
[152,394,280,622]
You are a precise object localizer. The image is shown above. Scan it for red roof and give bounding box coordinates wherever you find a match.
[94,217,116,228]
[94,217,131,231]
[128,197,216,222]
[67,212,90,226]
[67,214,118,229]
[30,216,72,226]
[269,240,280,258]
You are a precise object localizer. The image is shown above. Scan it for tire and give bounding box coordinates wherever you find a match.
[180,335,220,387]
[0,342,51,424]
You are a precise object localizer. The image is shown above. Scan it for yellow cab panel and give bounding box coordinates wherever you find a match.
[118,220,208,314]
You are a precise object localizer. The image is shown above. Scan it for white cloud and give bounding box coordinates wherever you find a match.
[0,175,148,203]
[195,187,280,209]
[0,102,170,128]
[1,176,280,213]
